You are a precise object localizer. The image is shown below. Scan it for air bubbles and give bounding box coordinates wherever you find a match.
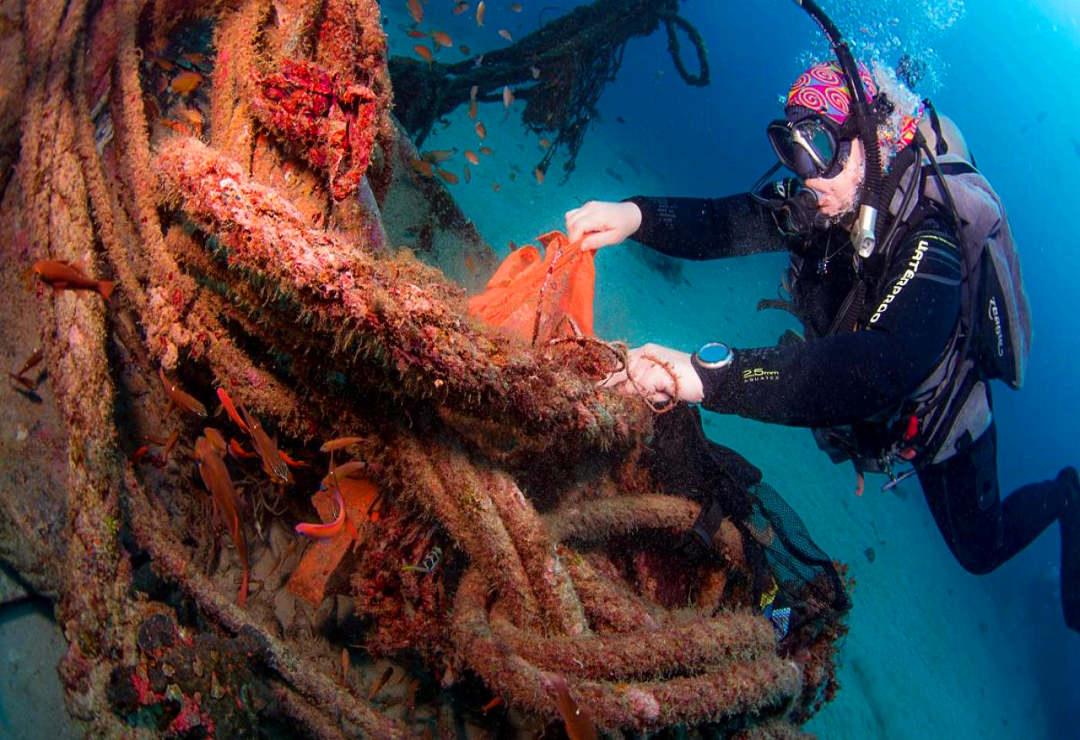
[790,0,964,96]
[921,0,965,31]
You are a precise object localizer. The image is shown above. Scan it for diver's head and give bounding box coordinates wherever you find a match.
[767,60,923,217]
[805,136,864,218]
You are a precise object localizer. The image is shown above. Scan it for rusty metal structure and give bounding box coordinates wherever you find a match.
[0,0,845,736]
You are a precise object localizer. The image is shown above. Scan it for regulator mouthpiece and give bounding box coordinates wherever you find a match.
[853,205,879,257]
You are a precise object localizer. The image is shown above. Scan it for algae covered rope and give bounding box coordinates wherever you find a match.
[0,0,846,730]
[390,0,709,180]
[155,136,648,456]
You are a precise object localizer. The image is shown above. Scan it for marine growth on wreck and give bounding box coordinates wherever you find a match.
[0,0,849,736]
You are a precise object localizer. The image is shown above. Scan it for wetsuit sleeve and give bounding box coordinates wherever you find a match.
[696,229,963,426]
[624,194,788,259]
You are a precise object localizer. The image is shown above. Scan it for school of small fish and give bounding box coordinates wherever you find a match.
[399,1,554,193]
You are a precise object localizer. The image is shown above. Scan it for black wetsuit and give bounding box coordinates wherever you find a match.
[626,191,1080,631]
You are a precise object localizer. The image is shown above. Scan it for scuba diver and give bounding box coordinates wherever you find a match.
[564,49,1080,632]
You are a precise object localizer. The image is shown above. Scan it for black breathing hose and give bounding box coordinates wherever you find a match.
[790,0,886,255]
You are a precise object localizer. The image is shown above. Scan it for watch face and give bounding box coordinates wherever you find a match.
[695,342,731,369]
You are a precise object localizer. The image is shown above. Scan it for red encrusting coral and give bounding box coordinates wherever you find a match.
[252,57,378,200]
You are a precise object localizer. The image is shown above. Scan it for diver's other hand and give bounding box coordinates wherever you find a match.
[601,343,704,405]
[565,200,642,252]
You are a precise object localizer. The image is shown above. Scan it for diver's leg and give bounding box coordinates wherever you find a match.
[917,424,1067,574]
[917,424,1003,573]
[1057,466,1080,632]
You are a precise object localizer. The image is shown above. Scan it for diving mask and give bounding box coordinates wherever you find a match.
[766,115,853,181]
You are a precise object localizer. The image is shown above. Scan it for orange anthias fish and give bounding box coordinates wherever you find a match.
[320,436,367,452]
[238,404,293,485]
[12,346,43,379]
[550,676,598,740]
[498,28,513,42]
[476,0,485,26]
[432,31,453,48]
[411,157,434,177]
[320,460,367,490]
[203,426,227,454]
[510,2,522,11]
[177,107,204,128]
[32,259,115,300]
[475,121,487,138]
[454,2,469,15]
[465,150,480,165]
[436,169,459,184]
[407,0,423,24]
[170,70,203,94]
[194,432,249,605]
[295,484,347,539]
[414,44,433,63]
[425,148,456,163]
[502,86,514,108]
[159,366,208,417]
[228,437,258,460]
[216,387,250,432]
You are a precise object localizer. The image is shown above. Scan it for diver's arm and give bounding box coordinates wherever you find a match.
[696,229,963,426]
[624,194,788,259]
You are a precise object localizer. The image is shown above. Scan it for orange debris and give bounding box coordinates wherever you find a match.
[467,231,595,344]
[286,477,380,606]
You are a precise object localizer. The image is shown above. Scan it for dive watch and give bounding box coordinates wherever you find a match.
[692,342,732,371]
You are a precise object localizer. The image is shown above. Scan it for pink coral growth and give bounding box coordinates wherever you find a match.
[168,692,215,735]
[253,58,377,200]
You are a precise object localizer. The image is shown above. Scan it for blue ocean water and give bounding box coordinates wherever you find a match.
[396,0,1080,736]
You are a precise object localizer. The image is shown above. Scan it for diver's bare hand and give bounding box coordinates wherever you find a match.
[564,200,642,252]
[601,343,704,406]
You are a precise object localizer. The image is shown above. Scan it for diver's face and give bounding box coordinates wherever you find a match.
[804,136,865,217]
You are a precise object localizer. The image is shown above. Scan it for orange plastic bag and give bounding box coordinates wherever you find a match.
[287,477,379,606]
[467,230,595,344]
